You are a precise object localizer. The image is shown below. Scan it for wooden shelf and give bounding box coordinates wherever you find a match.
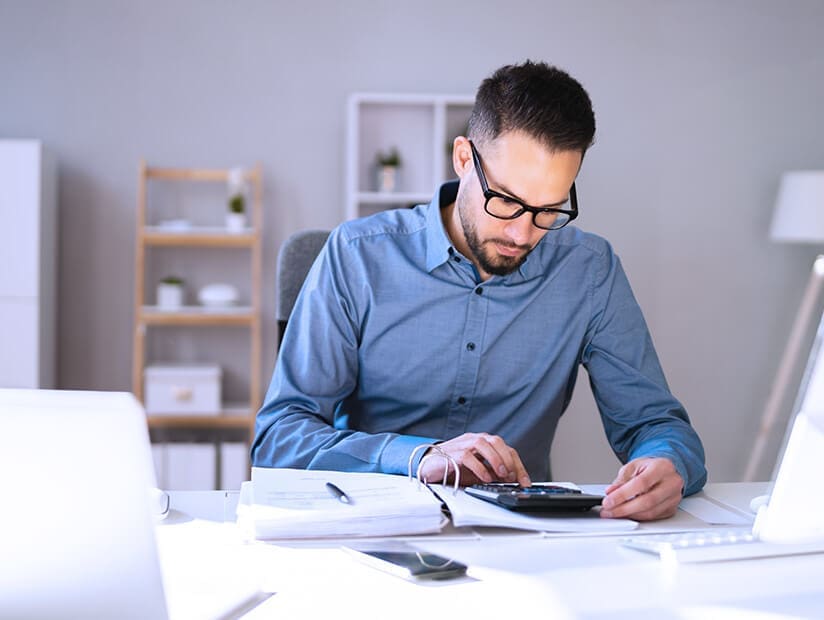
[147,414,253,430]
[133,161,264,475]
[142,227,257,247]
[355,191,432,205]
[145,167,257,183]
[139,306,255,326]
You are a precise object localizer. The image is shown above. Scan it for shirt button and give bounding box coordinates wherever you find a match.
[453,256,461,262]
[474,286,483,295]
[466,342,476,351]
[457,397,467,405]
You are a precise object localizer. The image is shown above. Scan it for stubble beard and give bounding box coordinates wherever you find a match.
[457,196,531,277]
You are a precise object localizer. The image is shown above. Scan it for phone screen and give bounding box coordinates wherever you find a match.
[346,548,468,580]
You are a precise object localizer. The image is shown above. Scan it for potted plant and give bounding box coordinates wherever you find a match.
[226,167,247,233]
[157,275,184,310]
[226,192,246,233]
[375,147,401,193]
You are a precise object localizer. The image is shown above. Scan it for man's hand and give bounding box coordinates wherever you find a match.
[417,433,531,487]
[600,457,684,521]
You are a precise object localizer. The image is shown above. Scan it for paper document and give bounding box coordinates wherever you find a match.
[431,485,638,534]
[237,468,446,540]
[678,496,753,526]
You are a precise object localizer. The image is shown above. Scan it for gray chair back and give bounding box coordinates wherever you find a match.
[276,229,331,344]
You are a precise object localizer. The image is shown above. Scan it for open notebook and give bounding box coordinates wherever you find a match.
[0,389,169,619]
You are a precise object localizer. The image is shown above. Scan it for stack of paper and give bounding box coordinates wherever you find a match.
[237,468,446,540]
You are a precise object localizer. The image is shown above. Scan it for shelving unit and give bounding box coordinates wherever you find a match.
[345,93,474,221]
[132,161,263,487]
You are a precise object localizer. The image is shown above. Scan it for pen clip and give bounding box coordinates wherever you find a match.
[407,443,460,495]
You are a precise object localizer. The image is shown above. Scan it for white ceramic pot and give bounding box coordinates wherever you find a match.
[376,165,400,192]
[157,283,184,310]
[225,212,246,233]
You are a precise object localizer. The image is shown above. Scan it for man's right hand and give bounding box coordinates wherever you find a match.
[417,433,531,487]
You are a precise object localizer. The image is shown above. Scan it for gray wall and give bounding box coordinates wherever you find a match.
[2,0,823,483]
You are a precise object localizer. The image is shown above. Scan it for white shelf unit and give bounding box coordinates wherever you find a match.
[345,93,475,221]
[0,140,56,389]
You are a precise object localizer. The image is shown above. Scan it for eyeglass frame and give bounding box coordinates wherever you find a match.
[468,140,579,231]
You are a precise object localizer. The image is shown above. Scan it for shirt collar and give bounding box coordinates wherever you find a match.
[424,181,459,272]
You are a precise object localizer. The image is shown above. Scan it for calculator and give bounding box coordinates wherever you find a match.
[465,483,603,512]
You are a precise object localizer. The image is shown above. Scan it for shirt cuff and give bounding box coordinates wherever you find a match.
[378,434,440,476]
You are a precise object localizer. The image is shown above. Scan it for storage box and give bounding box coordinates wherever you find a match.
[144,364,221,415]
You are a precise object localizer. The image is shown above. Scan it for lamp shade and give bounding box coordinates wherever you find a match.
[770,171,824,243]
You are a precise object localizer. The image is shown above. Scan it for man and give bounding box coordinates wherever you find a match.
[252,61,706,521]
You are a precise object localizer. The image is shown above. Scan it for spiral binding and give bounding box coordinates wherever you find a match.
[407,443,460,495]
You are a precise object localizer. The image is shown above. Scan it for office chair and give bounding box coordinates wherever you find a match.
[276,229,330,345]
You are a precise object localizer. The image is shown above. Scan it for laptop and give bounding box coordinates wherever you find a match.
[465,482,603,512]
[0,389,169,619]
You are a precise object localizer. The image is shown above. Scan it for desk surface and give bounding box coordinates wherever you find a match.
[160,483,824,619]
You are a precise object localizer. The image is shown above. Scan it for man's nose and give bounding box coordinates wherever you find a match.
[503,214,533,246]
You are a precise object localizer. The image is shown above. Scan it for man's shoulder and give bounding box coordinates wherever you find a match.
[544,225,615,259]
[334,205,428,247]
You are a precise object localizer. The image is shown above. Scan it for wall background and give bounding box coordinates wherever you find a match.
[2,0,823,483]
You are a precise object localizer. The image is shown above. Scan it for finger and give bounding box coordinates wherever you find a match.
[602,489,680,520]
[603,457,666,504]
[469,434,531,486]
[602,472,650,510]
[456,449,502,484]
[601,483,668,519]
[602,463,683,520]
[506,447,531,486]
[470,435,517,480]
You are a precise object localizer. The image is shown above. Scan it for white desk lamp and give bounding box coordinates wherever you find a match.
[744,171,824,481]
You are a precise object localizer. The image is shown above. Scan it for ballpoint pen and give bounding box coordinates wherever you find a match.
[325,482,354,505]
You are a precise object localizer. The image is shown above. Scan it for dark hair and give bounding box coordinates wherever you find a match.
[468,60,596,154]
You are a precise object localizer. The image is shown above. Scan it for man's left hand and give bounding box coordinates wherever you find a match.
[599,457,683,521]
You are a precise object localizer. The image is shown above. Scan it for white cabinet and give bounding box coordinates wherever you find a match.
[151,442,248,491]
[345,93,474,221]
[0,140,56,388]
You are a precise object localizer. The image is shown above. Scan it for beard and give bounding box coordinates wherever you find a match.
[457,196,532,277]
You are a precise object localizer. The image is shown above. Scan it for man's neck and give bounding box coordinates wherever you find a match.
[440,201,492,282]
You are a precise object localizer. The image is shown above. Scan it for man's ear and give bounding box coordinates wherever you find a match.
[452,136,473,179]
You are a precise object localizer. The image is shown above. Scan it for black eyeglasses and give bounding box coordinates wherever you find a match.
[469,140,578,231]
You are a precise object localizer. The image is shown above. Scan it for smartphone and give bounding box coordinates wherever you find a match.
[344,547,468,580]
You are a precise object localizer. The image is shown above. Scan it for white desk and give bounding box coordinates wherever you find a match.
[160,483,824,619]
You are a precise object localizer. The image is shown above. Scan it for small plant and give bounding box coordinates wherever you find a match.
[160,275,184,286]
[376,147,401,168]
[228,193,245,214]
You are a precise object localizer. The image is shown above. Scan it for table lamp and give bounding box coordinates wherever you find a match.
[744,171,824,481]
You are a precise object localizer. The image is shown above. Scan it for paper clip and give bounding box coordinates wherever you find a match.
[407,443,460,495]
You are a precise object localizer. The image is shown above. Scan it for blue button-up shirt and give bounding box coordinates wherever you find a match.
[252,182,707,495]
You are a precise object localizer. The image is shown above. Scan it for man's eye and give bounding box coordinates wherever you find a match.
[500,196,519,205]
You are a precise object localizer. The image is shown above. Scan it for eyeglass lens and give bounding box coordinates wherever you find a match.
[484,196,571,230]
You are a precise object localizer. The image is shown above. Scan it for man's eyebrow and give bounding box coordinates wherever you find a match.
[494,182,570,209]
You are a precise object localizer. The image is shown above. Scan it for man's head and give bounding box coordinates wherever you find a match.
[447,61,596,279]
[468,60,596,155]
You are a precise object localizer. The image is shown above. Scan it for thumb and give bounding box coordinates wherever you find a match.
[605,462,634,494]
